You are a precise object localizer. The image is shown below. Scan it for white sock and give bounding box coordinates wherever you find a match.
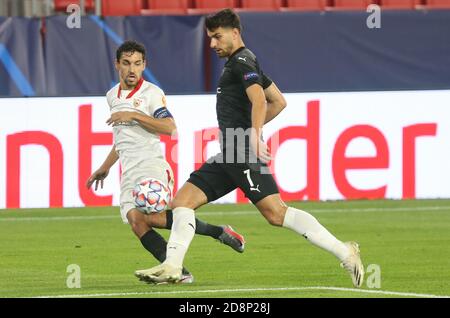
[282,207,350,261]
[164,207,196,269]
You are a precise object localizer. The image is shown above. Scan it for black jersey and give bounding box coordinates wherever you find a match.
[187,48,279,203]
[216,47,272,159]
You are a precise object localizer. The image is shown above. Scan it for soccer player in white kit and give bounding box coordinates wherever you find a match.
[87,41,245,283]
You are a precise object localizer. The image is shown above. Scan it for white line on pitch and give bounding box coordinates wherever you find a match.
[0,205,450,222]
[29,286,450,299]
[0,215,118,222]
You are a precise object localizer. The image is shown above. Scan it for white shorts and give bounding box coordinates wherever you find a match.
[119,157,174,224]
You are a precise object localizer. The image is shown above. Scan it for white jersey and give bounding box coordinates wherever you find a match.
[106,79,174,223]
[106,79,166,160]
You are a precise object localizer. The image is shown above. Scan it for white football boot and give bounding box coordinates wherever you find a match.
[340,241,365,288]
[135,263,182,284]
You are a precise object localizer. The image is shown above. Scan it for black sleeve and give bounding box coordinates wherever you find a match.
[261,71,273,90]
[232,60,264,89]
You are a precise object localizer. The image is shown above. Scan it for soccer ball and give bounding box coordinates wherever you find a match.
[133,178,171,214]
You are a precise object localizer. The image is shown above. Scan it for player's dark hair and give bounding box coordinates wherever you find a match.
[116,40,146,62]
[205,8,242,32]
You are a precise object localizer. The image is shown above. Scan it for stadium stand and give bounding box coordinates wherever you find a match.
[21,0,450,17]
[421,0,450,8]
[188,0,239,14]
[141,0,189,15]
[101,0,143,16]
[237,0,283,11]
[330,0,378,10]
[281,0,329,11]
[380,0,422,9]
[54,0,94,12]
[2,0,450,96]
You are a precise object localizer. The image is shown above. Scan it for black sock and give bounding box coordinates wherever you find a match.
[165,209,173,230]
[140,229,190,275]
[140,229,167,263]
[166,210,224,239]
[195,219,224,239]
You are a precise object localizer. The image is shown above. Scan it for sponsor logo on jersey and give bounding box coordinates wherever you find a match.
[244,72,259,81]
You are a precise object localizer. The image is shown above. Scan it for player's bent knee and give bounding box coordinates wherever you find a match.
[170,185,207,210]
[170,180,208,209]
[170,197,193,210]
[170,198,192,210]
[130,221,150,238]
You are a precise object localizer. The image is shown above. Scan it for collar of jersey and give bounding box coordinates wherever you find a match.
[227,46,246,62]
[117,78,144,99]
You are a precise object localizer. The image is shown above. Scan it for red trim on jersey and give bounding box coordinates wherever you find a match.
[166,169,172,184]
[166,169,173,198]
[117,78,144,99]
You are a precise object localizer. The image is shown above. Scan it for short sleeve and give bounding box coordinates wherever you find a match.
[261,72,273,90]
[232,60,264,89]
[105,86,116,107]
[148,89,173,119]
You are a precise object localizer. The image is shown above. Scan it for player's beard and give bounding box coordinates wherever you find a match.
[216,43,234,58]
[124,75,139,89]
[215,49,226,58]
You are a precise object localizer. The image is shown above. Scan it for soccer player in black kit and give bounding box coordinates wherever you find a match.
[136,9,364,288]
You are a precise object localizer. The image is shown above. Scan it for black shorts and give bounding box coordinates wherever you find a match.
[187,154,279,204]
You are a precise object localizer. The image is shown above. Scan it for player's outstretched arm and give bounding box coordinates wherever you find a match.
[264,82,287,124]
[86,145,119,190]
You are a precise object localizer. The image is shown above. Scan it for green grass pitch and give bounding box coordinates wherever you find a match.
[1,199,449,298]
